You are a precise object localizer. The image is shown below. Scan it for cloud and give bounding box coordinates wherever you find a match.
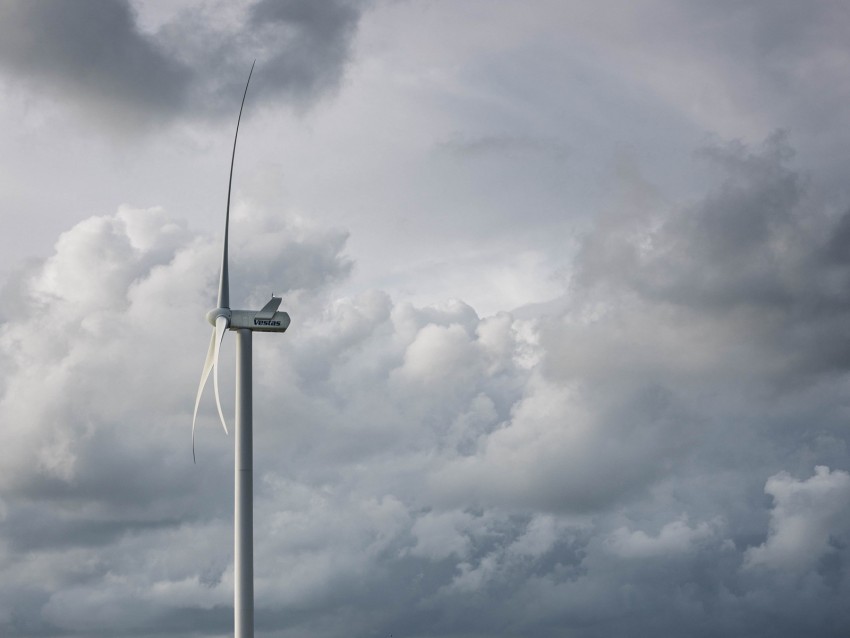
[0,0,364,130]
[0,204,351,503]
[245,0,361,105]
[745,466,850,573]
[430,372,674,513]
[606,517,719,559]
[0,0,189,127]
[556,131,850,388]
[3,131,850,636]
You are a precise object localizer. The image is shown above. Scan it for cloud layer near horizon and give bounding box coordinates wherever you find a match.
[2,130,850,637]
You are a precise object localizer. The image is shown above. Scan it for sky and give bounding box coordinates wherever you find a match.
[1,0,850,636]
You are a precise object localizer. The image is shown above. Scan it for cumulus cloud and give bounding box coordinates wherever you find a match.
[745,466,850,573]
[3,131,850,636]
[606,517,719,559]
[551,131,850,391]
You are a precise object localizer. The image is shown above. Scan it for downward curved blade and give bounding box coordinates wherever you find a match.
[192,327,217,463]
[213,315,229,435]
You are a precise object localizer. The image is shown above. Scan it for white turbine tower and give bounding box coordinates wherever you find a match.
[191,62,290,638]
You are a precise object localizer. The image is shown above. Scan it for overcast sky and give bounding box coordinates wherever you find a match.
[1,1,850,637]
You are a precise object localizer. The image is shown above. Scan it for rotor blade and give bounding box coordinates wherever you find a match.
[218,60,255,311]
[191,327,217,463]
[213,315,230,435]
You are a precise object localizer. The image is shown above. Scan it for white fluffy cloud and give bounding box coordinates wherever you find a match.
[745,466,850,573]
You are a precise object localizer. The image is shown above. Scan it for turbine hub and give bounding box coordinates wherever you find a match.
[206,307,232,326]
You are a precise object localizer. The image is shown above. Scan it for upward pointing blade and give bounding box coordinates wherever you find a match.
[194,62,254,462]
[218,60,255,311]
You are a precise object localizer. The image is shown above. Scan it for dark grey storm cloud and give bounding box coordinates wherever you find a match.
[247,0,360,103]
[0,1,188,118]
[0,0,363,129]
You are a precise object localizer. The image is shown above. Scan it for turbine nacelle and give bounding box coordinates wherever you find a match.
[236,310,290,332]
[205,296,291,333]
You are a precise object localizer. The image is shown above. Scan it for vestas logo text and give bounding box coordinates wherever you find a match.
[254,319,282,326]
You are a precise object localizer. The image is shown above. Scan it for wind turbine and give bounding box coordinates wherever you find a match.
[191,62,290,638]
